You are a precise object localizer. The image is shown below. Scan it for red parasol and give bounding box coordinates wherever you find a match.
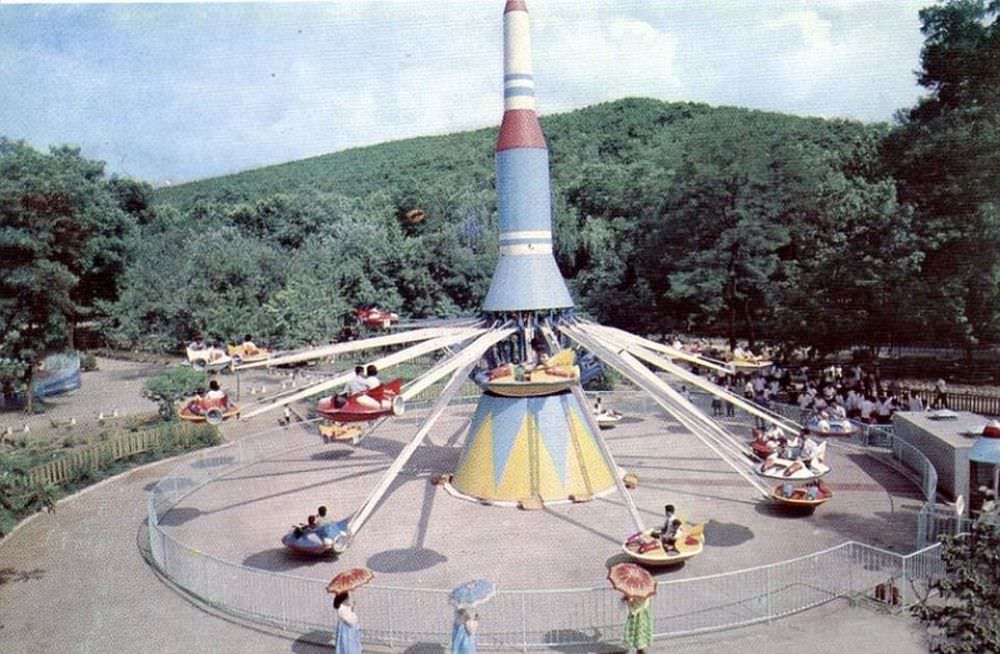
[607,562,656,600]
[326,567,374,594]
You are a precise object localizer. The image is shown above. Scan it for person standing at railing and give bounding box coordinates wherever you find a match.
[623,596,652,654]
[334,592,362,654]
[932,378,948,410]
[450,608,479,654]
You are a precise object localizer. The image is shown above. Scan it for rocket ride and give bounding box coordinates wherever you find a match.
[483,0,574,314]
[251,0,826,559]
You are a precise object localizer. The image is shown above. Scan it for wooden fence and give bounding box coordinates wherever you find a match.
[22,422,214,488]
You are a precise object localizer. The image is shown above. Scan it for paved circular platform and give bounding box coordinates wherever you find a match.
[160,403,923,590]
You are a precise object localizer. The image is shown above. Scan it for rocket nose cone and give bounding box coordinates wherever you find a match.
[504,0,527,13]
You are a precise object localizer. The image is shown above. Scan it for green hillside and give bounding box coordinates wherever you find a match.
[91,89,991,353]
[153,98,708,209]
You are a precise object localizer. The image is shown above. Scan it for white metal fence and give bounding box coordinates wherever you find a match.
[147,393,947,650]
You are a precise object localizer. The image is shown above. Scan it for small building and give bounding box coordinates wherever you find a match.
[893,410,988,505]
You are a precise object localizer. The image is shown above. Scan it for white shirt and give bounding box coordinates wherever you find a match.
[801,438,818,459]
[206,389,225,400]
[337,603,358,626]
[861,399,875,419]
[364,375,381,390]
[346,375,368,395]
[908,396,924,411]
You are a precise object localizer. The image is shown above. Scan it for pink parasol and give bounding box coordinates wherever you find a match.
[607,562,656,600]
[326,567,374,595]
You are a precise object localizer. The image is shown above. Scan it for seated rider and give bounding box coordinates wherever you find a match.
[242,334,260,355]
[186,387,207,415]
[355,365,392,410]
[205,379,227,406]
[659,504,676,534]
[530,331,548,365]
[363,364,381,390]
[761,438,787,474]
[660,517,683,552]
[784,435,820,477]
[344,365,368,395]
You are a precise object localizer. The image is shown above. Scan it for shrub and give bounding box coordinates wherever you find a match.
[143,366,208,420]
[80,352,99,372]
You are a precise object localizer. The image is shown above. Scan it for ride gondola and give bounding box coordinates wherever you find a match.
[178,395,240,424]
[316,379,405,422]
[281,518,351,556]
[622,523,705,565]
[804,414,858,438]
[480,349,580,398]
[757,442,830,481]
[770,480,833,508]
[186,342,232,372]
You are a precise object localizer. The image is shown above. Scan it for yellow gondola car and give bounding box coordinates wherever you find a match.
[485,349,580,398]
[622,523,705,566]
[227,343,271,365]
[178,398,240,424]
[770,483,833,508]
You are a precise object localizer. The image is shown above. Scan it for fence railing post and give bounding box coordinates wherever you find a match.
[521,592,528,653]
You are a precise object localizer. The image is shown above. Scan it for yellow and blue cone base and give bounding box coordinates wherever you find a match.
[452,391,616,502]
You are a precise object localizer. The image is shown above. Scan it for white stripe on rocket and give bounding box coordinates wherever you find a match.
[503,10,536,112]
[500,243,554,255]
[500,230,551,240]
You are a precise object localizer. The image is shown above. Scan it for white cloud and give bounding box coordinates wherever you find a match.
[1,1,928,184]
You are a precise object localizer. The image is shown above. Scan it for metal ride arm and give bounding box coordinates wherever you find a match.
[234,325,483,371]
[401,327,514,401]
[239,330,483,419]
[572,384,646,534]
[537,322,646,532]
[578,320,733,376]
[580,323,800,436]
[347,329,510,538]
[571,325,756,461]
[563,325,771,498]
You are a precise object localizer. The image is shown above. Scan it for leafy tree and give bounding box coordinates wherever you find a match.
[914,517,1000,652]
[884,0,1000,352]
[143,366,208,420]
[0,139,135,412]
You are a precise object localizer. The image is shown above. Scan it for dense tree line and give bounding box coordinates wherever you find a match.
[4,0,998,363]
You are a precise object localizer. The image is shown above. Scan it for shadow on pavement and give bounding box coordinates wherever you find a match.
[157,506,205,526]
[703,519,754,546]
[0,567,46,586]
[291,629,333,652]
[243,547,335,572]
[402,642,446,654]
[366,547,447,573]
[309,449,354,461]
[754,501,816,519]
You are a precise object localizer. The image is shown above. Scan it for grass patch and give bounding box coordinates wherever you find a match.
[0,420,220,538]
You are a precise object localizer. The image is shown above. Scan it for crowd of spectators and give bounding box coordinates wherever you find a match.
[702,362,948,425]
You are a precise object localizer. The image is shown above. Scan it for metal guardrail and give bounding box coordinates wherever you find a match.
[909,389,1000,417]
[147,394,946,650]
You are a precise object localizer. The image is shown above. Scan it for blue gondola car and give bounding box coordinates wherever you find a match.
[281,518,350,555]
[579,352,603,386]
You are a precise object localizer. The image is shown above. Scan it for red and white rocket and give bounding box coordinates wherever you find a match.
[482,0,574,314]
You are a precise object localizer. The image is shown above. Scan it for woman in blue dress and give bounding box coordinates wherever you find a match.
[334,592,362,654]
[450,608,479,654]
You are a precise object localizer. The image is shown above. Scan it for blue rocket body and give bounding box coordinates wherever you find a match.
[482,0,574,314]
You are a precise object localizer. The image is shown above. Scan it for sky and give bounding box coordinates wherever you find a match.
[1,1,929,186]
